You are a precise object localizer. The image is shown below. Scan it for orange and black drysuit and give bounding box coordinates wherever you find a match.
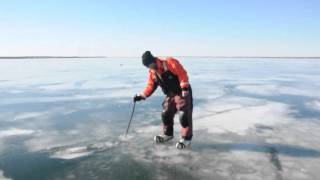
[141,57,193,140]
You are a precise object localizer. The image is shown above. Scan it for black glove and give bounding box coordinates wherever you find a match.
[133,94,145,102]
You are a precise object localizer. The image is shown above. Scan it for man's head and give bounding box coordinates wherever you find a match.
[142,51,156,70]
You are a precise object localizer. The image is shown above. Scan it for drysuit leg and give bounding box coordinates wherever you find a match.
[175,89,193,140]
[161,96,177,136]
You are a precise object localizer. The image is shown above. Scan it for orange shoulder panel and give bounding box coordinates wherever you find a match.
[166,57,189,89]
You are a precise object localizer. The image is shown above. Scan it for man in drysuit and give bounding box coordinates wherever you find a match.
[134,51,193,149]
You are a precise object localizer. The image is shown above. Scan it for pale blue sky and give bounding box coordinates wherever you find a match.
[0,0,319,56]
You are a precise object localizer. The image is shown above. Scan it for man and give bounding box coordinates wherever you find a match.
[133,51,193,149]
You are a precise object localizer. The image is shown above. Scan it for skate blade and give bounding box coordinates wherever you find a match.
[176,142,191,150]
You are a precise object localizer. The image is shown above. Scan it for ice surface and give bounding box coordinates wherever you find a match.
[195,100,292,135]
[305,100,320,112]
[0,170,12,180]
[0,128,34,138]
[0,58,320,180]
[50,146,94,159]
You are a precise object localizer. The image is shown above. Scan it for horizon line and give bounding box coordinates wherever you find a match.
[1,56,320,59]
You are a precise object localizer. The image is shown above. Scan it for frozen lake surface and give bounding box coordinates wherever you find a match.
[0,58,320,180]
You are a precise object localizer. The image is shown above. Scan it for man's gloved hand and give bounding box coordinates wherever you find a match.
[182,90,189,98]
[133,94,145,102]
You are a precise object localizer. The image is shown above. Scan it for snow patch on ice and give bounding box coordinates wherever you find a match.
[13,112,46,121]
[0,128,35,138]
[0,170,12,180]
[236,84,320,98]
[305,100,320,112]
[24,123,113,152]
[118,134,134,142]
[195,98,293,135]
[50,146,93,159]
[135,125,160,135]
[281,86,320,98]
[0,91,136,106]
[50,141,117,160]
[24,131,86,152]
[236,84,279,96]
[194,85,226,100]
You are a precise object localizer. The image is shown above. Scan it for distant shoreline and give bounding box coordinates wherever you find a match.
[0,56,319,59]
[0,56,107,59]
[177,56,320,59]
